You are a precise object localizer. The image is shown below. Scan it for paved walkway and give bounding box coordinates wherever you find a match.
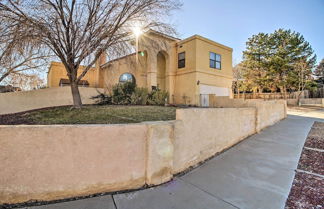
[27,107,324,209]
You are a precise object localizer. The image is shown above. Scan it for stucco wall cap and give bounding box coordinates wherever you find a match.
[178,35,233,51]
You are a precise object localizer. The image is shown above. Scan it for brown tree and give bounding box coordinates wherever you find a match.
[232,63,244,97]
[314,58,324,81]
[6,73,45,91]
[0,19,49,85]
[0,0,180,108]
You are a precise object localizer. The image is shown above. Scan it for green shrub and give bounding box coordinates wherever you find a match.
[92,82,169,106]
[91,93,112,105]
[148,89,169,105]
[130,87,149,105]
[112,82,136,105]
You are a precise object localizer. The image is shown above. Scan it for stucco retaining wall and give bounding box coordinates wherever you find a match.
[212,97,287,131]
[172,108,256,173]
[0,124,148,204]
[0,105,286,204]
[0,87,103,115]
[245,100,286,132]
[145,122,175,185]
[287,99,298,106]
[287,98,324,106]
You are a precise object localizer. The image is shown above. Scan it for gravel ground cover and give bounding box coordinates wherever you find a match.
[285,172,324,209]
[304,122,324,149]
[285,122,324,209]
[297,149,324,176]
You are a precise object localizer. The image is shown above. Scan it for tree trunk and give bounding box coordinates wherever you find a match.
[283,85,287,99]
[70,82,82,108]
[297,91,303,106]
[237,80,240,99]
[279,86,287,99]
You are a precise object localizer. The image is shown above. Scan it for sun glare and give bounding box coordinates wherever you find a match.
[132,26,143,37]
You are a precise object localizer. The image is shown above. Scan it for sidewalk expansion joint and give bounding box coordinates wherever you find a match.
[112,195,118,209]
[178,178,241,209]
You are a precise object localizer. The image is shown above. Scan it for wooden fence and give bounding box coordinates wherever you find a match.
[234,88,324,100]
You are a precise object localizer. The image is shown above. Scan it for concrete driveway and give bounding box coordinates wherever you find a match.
[25,106,324,209]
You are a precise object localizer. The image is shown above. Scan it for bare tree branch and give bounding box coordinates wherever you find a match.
[0,0,181,107]
[0,20,50,84]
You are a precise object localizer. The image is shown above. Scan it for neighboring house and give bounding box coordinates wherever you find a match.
[0,85,22,93]
[47,62,102,88]
[47,30,233,105]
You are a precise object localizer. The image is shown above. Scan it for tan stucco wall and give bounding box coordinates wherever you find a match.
[172,108,256,173]
[0,121,175,204]
[172,38,198,104]
[173,72,198,104]
[47,62,101,88]
[0,124,148,204]
[0,104,286,204]
[0,87,103,115]
[47,34,234,105]
[90,34,234,105]
[145,121,174,185]
[212,97,287,132]
[287,98,324,106]
[195,36,233,99]
[139,32,178,100]
[173,36,234,104]
[250,100,287,131]
[101,33,178,97]
[102,54,148,91]
[157,52,167,90]
[195,36,233,78]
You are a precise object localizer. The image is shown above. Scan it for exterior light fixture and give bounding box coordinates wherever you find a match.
[138,51,145,57]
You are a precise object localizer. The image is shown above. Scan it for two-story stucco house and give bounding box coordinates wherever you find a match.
[47,30,233,106]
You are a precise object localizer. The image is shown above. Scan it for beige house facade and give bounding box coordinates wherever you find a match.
[47,30,233,105]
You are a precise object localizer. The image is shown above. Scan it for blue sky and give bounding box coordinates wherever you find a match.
[172,0,324,65]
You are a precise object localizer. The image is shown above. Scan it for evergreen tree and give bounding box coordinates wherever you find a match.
[314,58,324,84]
[242,33,272,93]
[242,29,316,94]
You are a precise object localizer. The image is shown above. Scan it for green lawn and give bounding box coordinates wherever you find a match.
[22,105,176,125]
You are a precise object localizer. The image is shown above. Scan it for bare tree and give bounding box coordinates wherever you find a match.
[295,58,312,105]
[6,73,45,91]
[0,0,181,108]
[0,19,49,85]
[233,63,245,98]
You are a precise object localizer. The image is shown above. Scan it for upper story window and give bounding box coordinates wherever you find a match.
[178,52,185,68]
[210,52,221,69]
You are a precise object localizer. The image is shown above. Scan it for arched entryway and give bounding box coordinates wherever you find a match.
[157,51,167,91]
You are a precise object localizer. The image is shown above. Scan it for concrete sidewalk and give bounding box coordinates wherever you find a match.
[28,109,324,209]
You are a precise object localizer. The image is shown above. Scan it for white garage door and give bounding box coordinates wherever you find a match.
[200,85,230,96]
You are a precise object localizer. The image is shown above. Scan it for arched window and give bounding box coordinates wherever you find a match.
[119,73,136,84]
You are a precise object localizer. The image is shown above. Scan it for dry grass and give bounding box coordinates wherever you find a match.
[0,105,176,125]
